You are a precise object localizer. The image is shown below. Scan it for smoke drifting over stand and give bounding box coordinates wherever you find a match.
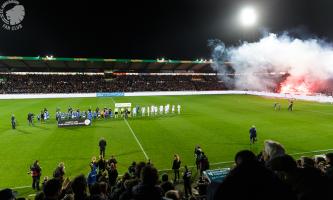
[210,33,333,94]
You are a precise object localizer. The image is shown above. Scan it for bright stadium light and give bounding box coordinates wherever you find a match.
[157,58,165,62]
[46,55,54,60]
[239,7,257,27]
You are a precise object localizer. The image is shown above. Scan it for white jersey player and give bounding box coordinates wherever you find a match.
[150,105,154,116]
[45,111,49,120]
[147,106,150,116]
[154,106,158,115]
[164,105,168,114]
[141,107,145,116]
[177,104,181,114]
[159,105,163,114]
[172,105,175,113]
[132,107,137,117]
[167,104,170,114]
[151,106,154,115]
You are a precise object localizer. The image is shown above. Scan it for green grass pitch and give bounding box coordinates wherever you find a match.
[1,94,333,191]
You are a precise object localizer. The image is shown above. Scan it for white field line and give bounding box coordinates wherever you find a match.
[124,118,149,160]
[289,148,333,156]
[10,185,31,189]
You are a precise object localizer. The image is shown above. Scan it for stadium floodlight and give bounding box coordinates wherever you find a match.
[46,55,54,60]
[157,58,165,62]
[239,7,257,27]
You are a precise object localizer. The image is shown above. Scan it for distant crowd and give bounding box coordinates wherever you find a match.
[1,139,333,200]
[0,74,226,94]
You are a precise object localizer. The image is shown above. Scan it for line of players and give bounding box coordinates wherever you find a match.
[52,104,181,121]
[55,107,111,121]
[13,104,182,129]
[118,104,181,118]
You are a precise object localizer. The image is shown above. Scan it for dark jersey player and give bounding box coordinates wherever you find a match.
[249,125,257,144]
[11,114,16,129]
[288,100,294,111]
[28,113,34,126]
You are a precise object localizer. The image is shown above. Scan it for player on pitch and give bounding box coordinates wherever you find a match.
[288,99,294,111]
[249,125,257,144]
[273,102,281,111]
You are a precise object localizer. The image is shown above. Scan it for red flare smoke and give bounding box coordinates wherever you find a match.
[279,77,312,94]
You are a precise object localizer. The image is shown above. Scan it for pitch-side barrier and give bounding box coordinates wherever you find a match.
[0,91,332,103]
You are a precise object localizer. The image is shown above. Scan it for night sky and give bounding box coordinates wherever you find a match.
[0,0,333,60]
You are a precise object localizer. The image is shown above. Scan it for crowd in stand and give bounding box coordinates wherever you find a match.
[3,73,333,95]
[1,139,333,200]
[0,74,226,93]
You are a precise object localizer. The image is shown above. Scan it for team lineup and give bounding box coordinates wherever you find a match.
[10,103,183,129]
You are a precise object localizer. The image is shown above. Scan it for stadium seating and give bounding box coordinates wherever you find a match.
[0,74,226,93]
